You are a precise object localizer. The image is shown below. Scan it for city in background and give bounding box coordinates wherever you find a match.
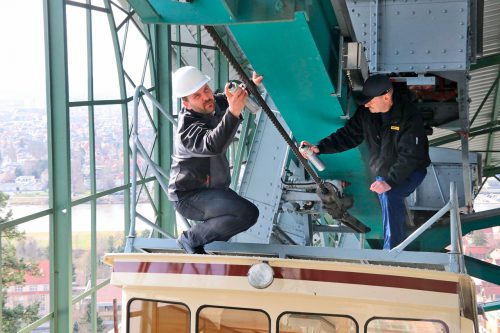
[1,98,499,332]
[0,0,499,332]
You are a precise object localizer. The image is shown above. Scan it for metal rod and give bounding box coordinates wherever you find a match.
[136,212,174,239]
[125,87,141,252]
[470,72,500,126]
[176,211,193,231]
[431,164,446,204]
[126,86,180,252]
[136,85,178,127]
[390,201,451,255]
[449,182,461,273]
[135,139,170,193]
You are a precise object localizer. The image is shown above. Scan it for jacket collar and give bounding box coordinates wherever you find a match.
[387,93,404,124]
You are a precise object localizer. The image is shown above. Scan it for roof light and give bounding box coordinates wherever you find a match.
[247,262,274,289]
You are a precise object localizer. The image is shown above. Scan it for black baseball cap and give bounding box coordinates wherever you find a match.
[356,74,393,105]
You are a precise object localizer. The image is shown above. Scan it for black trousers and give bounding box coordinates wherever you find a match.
[173,188,259,248]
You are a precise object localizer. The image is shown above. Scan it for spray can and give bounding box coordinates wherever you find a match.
[227,81,261,114]
[299,144,325,172]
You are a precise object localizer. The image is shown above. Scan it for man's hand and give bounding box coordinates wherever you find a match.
[225,82,248,117]
[252,71,263,86]
[299,141,320,159]
[370,180,391,194]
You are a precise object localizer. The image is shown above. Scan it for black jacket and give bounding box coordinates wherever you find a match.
[316,94,430,188]
[168,94,241,201]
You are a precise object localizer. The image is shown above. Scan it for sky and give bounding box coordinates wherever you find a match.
[0,0,144,105]
[0,1,46,103]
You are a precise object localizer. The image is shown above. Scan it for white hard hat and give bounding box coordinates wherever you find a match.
[172,66,211,98]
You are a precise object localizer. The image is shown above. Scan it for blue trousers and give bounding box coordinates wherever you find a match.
[377,170,427,250]
[173,188,259,248]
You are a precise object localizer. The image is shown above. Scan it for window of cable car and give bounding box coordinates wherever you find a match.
[278,312,358,333]
[197,306,270,333]
[127,298,189,333]
[366,318,448,333]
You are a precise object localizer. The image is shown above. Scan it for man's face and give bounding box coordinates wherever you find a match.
[364,91,392,113]
[182,84,215,114]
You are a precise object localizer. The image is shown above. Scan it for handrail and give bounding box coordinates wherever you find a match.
[390,182,465,273]
[125,86,178,252]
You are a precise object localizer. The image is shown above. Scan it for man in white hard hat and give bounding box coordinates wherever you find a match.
[168,66,263,254]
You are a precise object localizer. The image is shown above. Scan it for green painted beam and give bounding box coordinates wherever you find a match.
[104,0,131,237]
[471,53,500,70]
[229,5,382,240]
[126,0,160,23]
[154,24,176,235]
[43,0,73,331]
[485,68,500,166]
[85,2,98,331]
[430,120,500,146]
[483,166,500,178]
[464,255,500,285]
[415,208,500,251]
[127,0,302,25]
[482,300,500,312]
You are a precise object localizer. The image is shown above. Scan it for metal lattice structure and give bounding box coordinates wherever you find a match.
[1,1,499,332]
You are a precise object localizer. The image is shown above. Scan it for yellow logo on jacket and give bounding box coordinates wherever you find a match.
[390,125,400,131]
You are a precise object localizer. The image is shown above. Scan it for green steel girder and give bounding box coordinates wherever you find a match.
[429,120,500,146]
[483,166,500,178]
[485,68,500,166]
[228,3,382,239]
[153,25,176,235]
[127,0,309,25]
[104,0,131,239]
[85,3,98,331]
[464,255,500,286]
[415,208,500,252]
[125,0,384,240]
[482,300,500,313]
[471,53,500,70]
[44,0,73,331]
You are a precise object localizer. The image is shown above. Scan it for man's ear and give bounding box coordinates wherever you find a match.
[384,92,393,102]
[182,99,191,109]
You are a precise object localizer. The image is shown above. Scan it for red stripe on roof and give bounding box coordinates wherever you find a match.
[113,261,458,294]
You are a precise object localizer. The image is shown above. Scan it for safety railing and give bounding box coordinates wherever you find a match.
[125,86,189,252]
[390,182,466,273]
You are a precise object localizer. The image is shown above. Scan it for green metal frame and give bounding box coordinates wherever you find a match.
[0,0,157,331]
[151,23,175,235]
[485,70,500,168]
[44,1,73,332]
[2,1,499,331]
[471,53,500,71]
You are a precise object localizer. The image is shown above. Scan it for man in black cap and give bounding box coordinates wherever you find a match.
[301,74,430,249]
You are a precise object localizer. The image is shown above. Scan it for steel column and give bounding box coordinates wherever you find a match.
[154,24,176,236]
[44,0,73,331]
[85,1,98,330]
[104,0,131,238]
